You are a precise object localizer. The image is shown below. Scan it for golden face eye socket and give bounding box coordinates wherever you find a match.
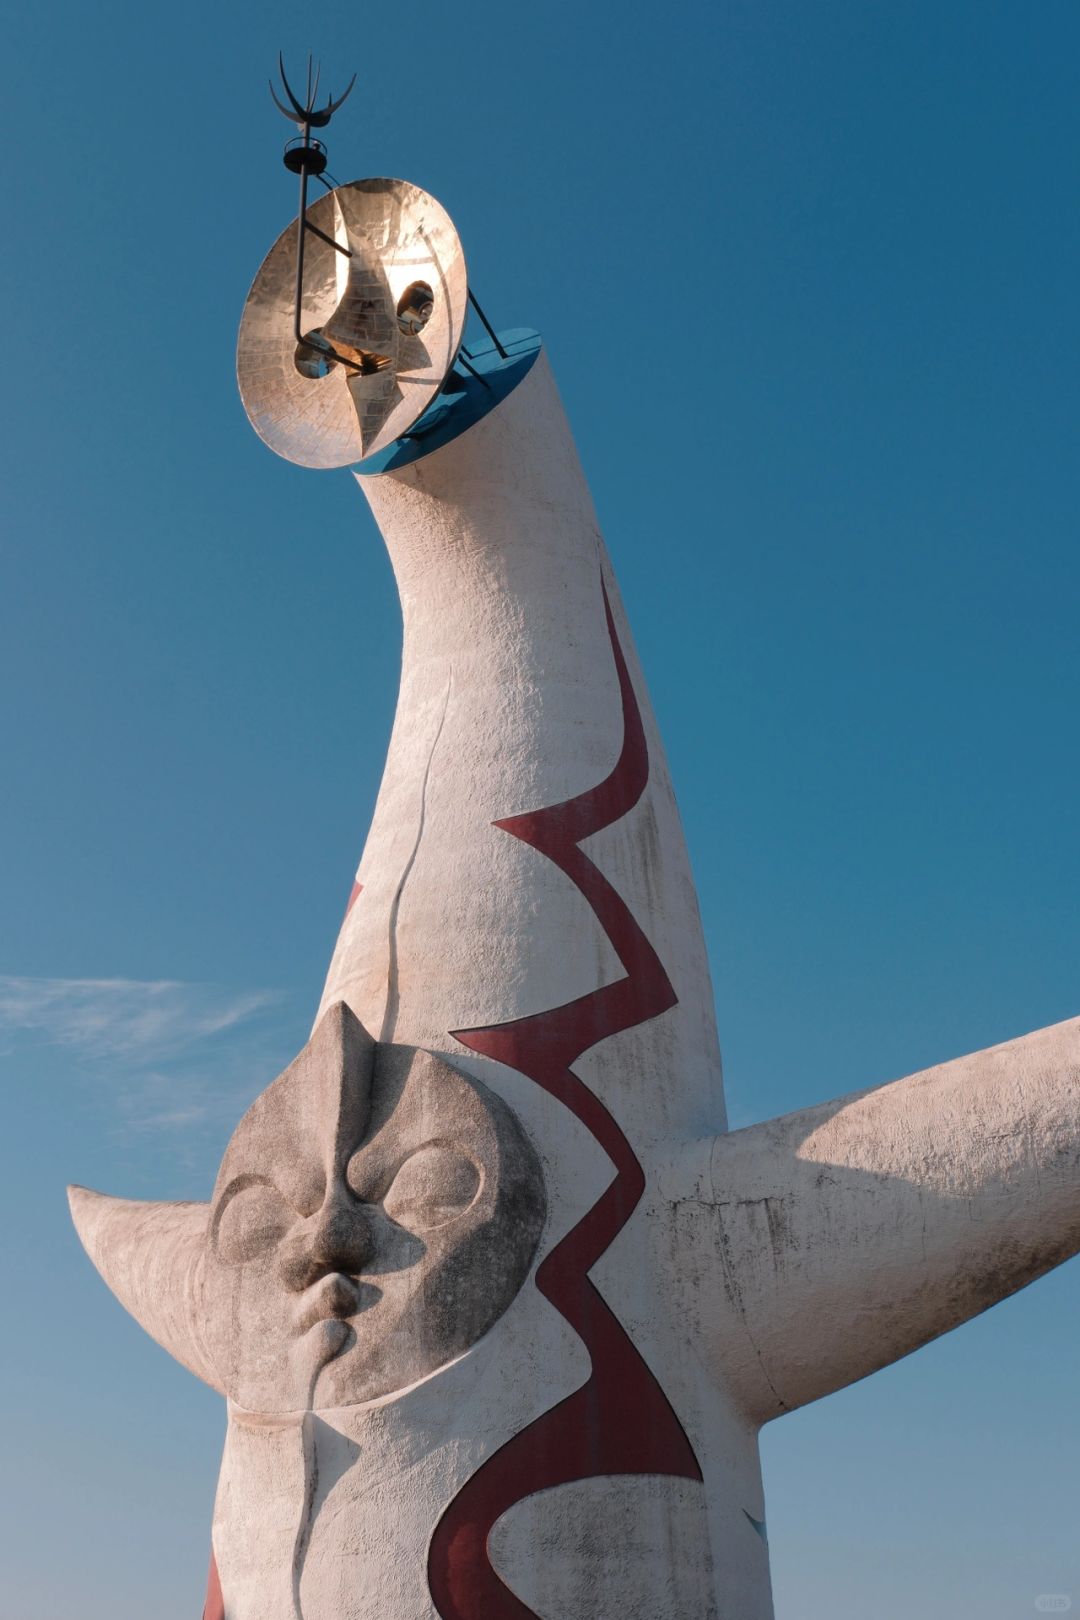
[396,280,435,337]
[381,1143,481,1232]
[214,1177,294,1266]
[294,328,339,379]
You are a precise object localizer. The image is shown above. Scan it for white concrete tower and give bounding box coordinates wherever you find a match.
[69,167,1080,1620]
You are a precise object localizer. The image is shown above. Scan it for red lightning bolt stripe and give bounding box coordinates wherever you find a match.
[427,578,702,1620]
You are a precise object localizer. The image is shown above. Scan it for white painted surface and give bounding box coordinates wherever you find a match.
[313,348,1080,1615]
[70,345,1080,1619]
[321,353,726,1135]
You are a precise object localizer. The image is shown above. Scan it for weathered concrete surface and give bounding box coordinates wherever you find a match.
[204,1001,545,1413]
[71,1003,545,1414]
[67,1186,217,1388]
[665,1014,1080,1423]
[70,346,1080,1620]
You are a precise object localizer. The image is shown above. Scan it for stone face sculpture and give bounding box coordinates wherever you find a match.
[73,1004,546,1415]
[69,178,1080,1619]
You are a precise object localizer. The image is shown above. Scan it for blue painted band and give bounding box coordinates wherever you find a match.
[352,328,542,476]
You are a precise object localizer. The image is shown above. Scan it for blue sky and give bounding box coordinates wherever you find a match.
[3,1,1079,1616]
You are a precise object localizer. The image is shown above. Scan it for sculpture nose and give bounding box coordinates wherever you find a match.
[279,1184,375,1293]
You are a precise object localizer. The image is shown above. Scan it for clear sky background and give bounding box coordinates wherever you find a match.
[2,2,1078,1616]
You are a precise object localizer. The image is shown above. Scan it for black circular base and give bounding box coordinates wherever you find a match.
[283,140,328,176]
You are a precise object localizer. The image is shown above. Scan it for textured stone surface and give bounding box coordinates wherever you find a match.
[206,1003,545,1411]
[72,1003,545,1416]
[66,1187,217,1388]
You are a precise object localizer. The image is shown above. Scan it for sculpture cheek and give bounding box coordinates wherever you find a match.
[213,1178,295,1267]
[382,1144,482,1233]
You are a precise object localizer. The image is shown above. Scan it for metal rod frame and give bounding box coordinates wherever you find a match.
[292,123,362,374]
[455,351,492,389]
[304,218,352,257]
[467,289,508,359]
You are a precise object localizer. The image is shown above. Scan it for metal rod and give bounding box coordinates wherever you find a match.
[293,118,311,345]
[290,135,364,374]
[467,289,508,359]
[455,352,492,389]
[327,347,362,372]
[304,219,352,257]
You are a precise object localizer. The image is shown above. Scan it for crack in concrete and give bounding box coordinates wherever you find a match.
[380,669,452,1045]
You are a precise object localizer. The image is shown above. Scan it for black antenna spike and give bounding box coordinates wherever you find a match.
[276,52,309,122]
[269,80,301,124]
[271,53,354,129]
[317,74,356,122]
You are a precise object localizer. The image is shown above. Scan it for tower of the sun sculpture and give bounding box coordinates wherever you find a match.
[69,72,1080,1620]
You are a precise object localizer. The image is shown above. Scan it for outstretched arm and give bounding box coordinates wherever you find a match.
[673,1017,1080,1424]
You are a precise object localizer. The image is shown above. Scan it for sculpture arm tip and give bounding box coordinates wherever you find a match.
[67,1182,223,1394]
[674,1016,1080,1423]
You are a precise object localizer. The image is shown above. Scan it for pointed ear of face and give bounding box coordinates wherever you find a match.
[67,1186,220,1392]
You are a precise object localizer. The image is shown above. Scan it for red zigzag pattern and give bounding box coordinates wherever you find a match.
[427,578,703,1620]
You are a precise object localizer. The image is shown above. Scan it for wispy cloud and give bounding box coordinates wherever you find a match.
[0,975,280,1061]
[0,975,297,1142]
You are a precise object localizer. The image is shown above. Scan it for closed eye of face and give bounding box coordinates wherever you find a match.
[213,1176,295,1265]
[380,1142,482,1232]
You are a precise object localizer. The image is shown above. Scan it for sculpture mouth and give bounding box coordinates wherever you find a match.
[294,1271,379,1335]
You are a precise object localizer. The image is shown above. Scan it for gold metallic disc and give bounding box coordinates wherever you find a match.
[237,179,468,469]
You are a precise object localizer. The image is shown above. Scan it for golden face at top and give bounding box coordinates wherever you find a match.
[237,179,468,469]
